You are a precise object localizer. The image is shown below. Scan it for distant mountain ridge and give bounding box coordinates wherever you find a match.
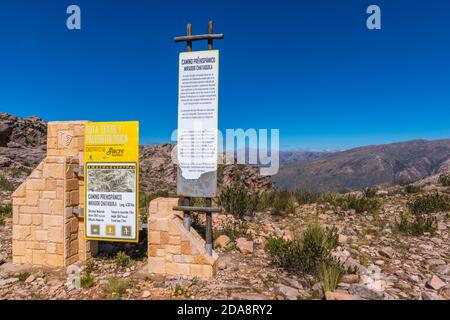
[273,139,450,192]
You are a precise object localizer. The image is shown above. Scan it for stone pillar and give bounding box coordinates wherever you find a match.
[11,121,97,267]
[148,198,219,280]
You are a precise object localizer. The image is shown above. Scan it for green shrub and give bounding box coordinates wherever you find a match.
[102,277,130,297]
[0,203,12,215]
[218,184,259,218]
[299,224,339,273]
[438,174,450,187]
[115,251,132,268]
[396,211,437,236]
[337,194,383,214]
[271,191,298,215]
[319,258,345,292]
[404,185,422,194]
[0,176,14,191]
[85,259,95,274]
[265,236,288,260]
[18,271,30,282]
[266,224,339,275]
[295,189,324,205]
[81,274,96,288]
[407,193,450,215]
[363,187,378,198]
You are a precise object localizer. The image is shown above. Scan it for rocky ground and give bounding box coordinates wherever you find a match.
[1,189,449,300]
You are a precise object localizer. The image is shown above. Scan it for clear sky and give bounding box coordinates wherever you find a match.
[0,0,449,150]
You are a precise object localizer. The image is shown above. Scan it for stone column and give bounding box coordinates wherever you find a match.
[147,197,219,280]
[12,121,97,267]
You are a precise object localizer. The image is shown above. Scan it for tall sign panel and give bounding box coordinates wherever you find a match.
[84,122,139,242]
[177,50,219,197]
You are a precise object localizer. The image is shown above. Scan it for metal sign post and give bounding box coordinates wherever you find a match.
[173,21,223,256]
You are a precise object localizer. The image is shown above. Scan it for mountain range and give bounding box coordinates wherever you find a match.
[273,139,450,192]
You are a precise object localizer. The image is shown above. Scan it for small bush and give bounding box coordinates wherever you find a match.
[396,212,437,236]
[0,176,14,191]
[18,271,30,282]
[300,224,339,273]
[218,184,259,218]
[271,191,298,215]
[319,259,345,292]
[295,189,324,205]
[81,274,96,288]
[438,174,450,187]
[0,203,12,215]
[338,194,383,214]
[404,185,422,194]
[102,277,130,297]
[363,187,378,198]
[407,193,450,215]
[115,251,132,268]
[85,259,95,275]
[173,284,191,298]
[266,224,339,275]
[0,215,4,226]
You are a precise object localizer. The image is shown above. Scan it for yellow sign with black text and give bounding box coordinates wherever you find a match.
[84,121,139,242]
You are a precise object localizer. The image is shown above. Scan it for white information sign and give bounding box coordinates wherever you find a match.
[177,50,219,180]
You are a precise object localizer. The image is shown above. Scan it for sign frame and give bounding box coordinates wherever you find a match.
[83,121,139,243]
[176,49,219,198]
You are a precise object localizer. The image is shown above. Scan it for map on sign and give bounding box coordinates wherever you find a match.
[177,50,219,197]
[84,122,139,242]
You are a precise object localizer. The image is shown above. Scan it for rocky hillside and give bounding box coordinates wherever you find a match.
[0,114,46,198]
[139,144,272,194]
[274,139,450,192]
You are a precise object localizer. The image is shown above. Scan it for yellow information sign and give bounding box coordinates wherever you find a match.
[84,121,139,242]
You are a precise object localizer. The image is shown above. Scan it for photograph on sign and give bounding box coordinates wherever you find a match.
[84,122,139,242]
[177,50,219,197]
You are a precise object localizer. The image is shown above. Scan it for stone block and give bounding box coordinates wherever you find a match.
[149,231,160,244]
[181,241,191,255]
[32,250,47,265]
[160,231,169,244]
[48,227,64,242]
[13,240,26,256]
[148,257,165,274]
[26,190,39,205]
[50,200,64,214]
[39,199,51,214]
[31,213,42,226]
[26,179,46,191]
[41,191,57,199]
[43,163,64,179]
[19,214,32,225]
[35,230,48,241]
[166,262,190,276]
[47,254,64,267]
[20,206,38,214]
[166,245,181,255]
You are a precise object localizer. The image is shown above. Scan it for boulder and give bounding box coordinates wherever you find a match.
[378,247,395,259]
[427,275,446,290]
[214,235,231,248]
[236,238,254,254]
[274,283,298,300]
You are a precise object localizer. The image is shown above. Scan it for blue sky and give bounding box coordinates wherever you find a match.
[0,0,449,150]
